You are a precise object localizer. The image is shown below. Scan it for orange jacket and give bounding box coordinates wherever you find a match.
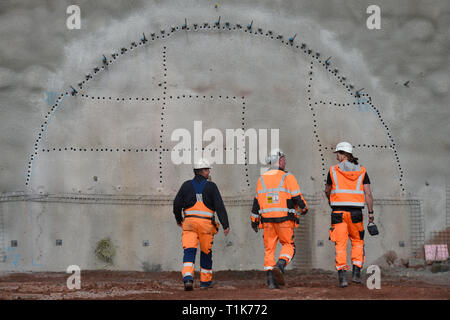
[329,164,366,207]
[253,169,306,223]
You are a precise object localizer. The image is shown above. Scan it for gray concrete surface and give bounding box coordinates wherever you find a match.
[0,0,449,272]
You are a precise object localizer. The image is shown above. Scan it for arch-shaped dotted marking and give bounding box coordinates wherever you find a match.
[26,20,406,194]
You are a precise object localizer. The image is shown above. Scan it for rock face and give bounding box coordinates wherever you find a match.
[385,251,398,266]
[372,251,406,270]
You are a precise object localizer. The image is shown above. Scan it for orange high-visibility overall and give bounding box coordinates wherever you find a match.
[254,169,307,271]
[329,164,366,270]
[181,179,219,286]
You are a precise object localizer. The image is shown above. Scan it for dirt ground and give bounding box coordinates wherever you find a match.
[0,268,449,300]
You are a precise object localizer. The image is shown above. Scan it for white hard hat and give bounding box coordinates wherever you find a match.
[334,142,353,154]
[265,148,285,165]
[193,158,212,170]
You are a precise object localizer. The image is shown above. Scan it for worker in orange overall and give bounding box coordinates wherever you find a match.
[325,142,374,287]
[251,149,308,289]
[173,158,230,291]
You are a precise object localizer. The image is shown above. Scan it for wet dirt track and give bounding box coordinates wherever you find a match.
[0,269,449,300]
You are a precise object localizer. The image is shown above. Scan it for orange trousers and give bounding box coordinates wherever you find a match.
[263,220,295,271]
[181,217,218,284]
[329,210,365,270]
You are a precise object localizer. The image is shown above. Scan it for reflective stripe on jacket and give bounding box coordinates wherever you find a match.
[329,164,366,207]
[255,169,302,222]
[184,179,215,219]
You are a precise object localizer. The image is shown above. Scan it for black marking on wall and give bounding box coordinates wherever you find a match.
[26,20,406,196]
[307,61,327,180]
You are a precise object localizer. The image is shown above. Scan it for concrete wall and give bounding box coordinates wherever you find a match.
[0,0,449,271]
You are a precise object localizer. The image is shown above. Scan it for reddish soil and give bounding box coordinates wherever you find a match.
[0,269,449,300]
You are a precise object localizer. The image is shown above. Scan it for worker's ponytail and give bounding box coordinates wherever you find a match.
[338,151,359,165]
[348,154,359,165]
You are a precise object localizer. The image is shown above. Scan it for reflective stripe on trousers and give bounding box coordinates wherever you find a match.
[181,217,216,283]
[263,220,295,271]
[330,211,365,271]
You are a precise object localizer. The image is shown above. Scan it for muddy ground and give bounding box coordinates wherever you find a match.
[0,268,449,300]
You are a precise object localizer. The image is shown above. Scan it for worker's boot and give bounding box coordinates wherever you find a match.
[266,270,279,289]
[200,281,214,290]
[184,279,194,291]
[273,259,286,286]
[338,269,348,288]
[352,265,362,284]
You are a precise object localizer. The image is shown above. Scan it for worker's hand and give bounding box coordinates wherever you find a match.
[177,222,182,228]
[251,221,259,233]
[299,208,308,215]
[368,213,374,224]
[223,227,230,236]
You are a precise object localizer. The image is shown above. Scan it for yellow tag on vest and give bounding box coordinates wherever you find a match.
[267,192,279,204]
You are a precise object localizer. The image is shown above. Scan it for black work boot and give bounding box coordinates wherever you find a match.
[338,269,348,288]
[273,259,286,286]
[184,280,194,291]
[200,281,214,290]
[277,259,287,273]
[352,265,362,284]
[266,270,279,289]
